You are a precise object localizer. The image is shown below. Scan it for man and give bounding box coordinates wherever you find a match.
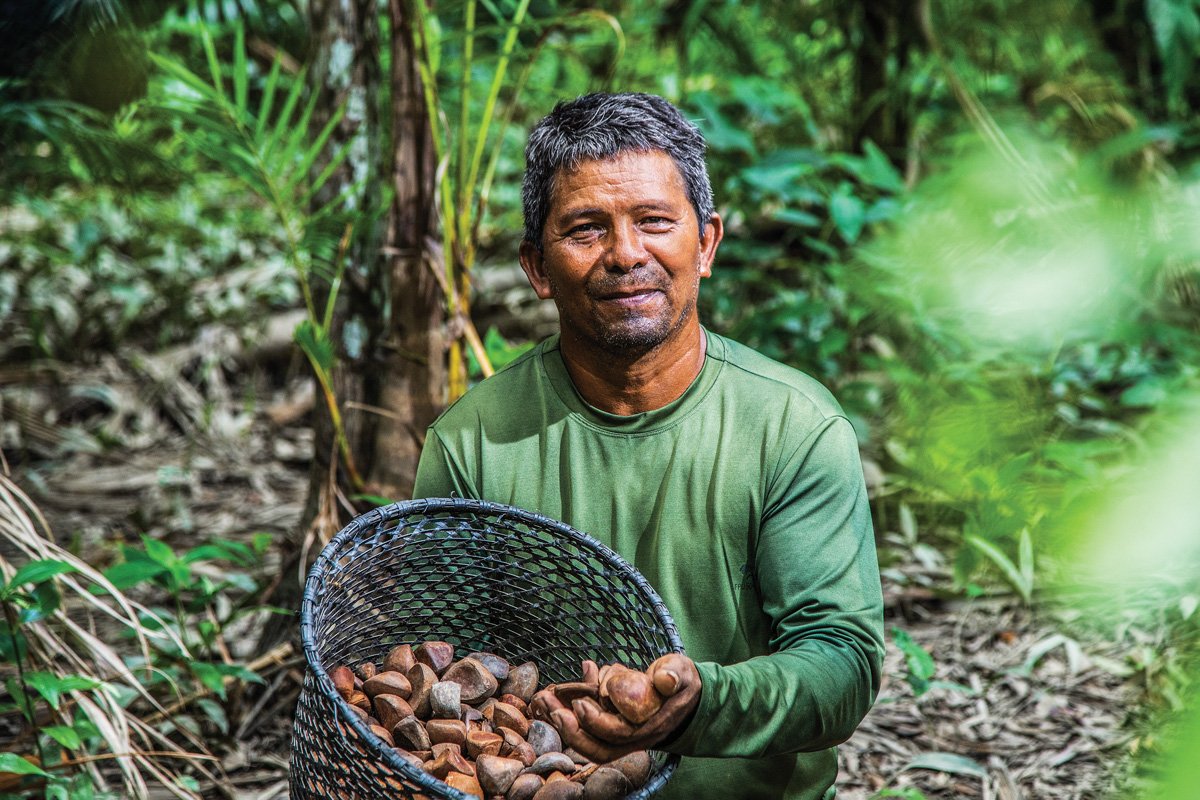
[413,92,884,799]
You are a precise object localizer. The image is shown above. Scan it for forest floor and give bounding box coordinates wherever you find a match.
[0,336,1150,800]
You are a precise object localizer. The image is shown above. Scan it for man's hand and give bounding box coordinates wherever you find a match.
[530,653,701,762]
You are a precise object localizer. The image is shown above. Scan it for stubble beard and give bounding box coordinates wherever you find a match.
[552,264,701,357]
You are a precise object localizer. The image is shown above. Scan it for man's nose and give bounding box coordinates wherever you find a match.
[605,221,649,272]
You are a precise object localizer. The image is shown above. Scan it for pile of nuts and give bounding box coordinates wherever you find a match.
[328,641,656,800]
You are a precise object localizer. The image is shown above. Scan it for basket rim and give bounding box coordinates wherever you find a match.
[298,497,684,800]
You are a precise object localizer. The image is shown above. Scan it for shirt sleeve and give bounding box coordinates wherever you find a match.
[666,415,885,759]
[412,428,479,500]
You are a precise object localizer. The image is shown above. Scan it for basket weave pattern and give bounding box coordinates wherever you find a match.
[290,498,684,799]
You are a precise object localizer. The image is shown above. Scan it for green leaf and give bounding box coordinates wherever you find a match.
[874,789,930,800]
[196,697,229,735]
[830,184,866,244]
[294,319,335,377]
[251,532,273,555]
[189,662,227,700]
[233,23,248,115]
[892,627,936,697]
[771,208,822,228]
[42,724,82,750]
[6,560,77,592]
[200,25,225,104]
[264,67,308,161]
[102,559,167,589]
[5,678,30,721]
[255,55,284,141]
[184,540,255,566]
[25,673,101,710]
[966,533,1033,602]
[0,752,49,777]
[141,535,177,567]
[1120,378,1170,407]
[902,751,987,778]
[32,581,62,617]
[859,140,906,192]
[898,503,918,545]
[216,663,266,685]
[286,102,349,195]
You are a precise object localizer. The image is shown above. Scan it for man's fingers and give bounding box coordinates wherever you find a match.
[550,709,628,763]
[529,687,567,722]
[571,698,641,743]
[573,691,697,746]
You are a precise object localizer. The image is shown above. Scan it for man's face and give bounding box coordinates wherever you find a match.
[519,150,722,356]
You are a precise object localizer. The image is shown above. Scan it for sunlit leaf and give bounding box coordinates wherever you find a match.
[965,533,1032,602]
[5,560,77,592]
[902,751,987,778]
[102,559,168,589]
[0,753,48,777]
[42,724,82,750]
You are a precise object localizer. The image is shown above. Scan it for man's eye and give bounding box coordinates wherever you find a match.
[642,216,673,228]
[568,224,602,238]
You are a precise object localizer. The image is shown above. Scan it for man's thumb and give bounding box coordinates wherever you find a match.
[652,668,680,696]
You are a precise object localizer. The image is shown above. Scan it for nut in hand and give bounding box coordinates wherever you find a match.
[605,669,663,724]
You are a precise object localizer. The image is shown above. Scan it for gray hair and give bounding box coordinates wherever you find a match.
[521,92,715,249]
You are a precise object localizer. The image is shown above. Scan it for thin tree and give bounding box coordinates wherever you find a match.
[287,0,443,593]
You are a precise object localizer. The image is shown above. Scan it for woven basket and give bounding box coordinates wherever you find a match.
[290,498,685,799]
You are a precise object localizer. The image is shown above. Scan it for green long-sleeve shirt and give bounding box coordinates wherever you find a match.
[413,329,884,799]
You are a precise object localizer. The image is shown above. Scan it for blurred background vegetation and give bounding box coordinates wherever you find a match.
[2,0,1199,797]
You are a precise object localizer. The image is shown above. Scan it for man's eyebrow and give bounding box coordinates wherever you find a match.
[630,202,677,213]
[554,207,605,224]
[554,201,678,224]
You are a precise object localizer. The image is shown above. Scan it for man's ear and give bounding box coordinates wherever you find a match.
[698,212,724,278]
[519,239,555,300]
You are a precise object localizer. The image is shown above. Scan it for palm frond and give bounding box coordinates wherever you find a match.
[146,21,361,295]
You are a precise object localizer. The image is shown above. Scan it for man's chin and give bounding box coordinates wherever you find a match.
[593,315,689,355]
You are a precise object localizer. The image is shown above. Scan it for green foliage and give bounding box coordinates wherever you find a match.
[466,325,535,379]
[0,523,275,796]
[0,561,117,796]
[147,21,355,291]
[98,532,276,739]
[1147,0,1200,117]
[0,84,170,188]
[102,532,275,655]
[0,178,297,362]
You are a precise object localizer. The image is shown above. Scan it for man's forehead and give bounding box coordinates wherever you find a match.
[555,148,677,178]
[547,149,686,205]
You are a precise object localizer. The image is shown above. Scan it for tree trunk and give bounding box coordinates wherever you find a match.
[373,0,444,493]
[849,0,918,158]
[262,0,442,646]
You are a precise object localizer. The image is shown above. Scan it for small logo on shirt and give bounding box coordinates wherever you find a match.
[736,562,756,590]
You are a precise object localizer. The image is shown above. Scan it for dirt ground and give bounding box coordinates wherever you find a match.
[0,345,1145,799]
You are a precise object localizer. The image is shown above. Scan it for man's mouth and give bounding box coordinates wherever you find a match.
[596,287,663,307]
